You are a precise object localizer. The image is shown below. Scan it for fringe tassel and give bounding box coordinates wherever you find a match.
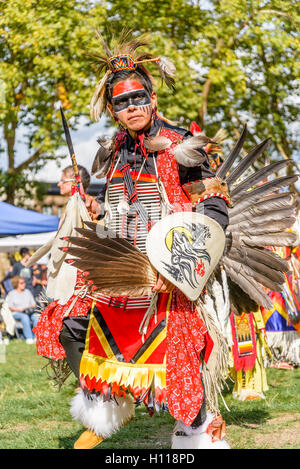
[80,353,166,402]
[42,358,72,390]
[139,292,158,342]
[266,330,300,365]
[195,300,229,415]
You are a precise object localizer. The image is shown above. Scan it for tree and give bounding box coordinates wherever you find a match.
[0,0,107,204]
[94,0,300,167]
[1,0,299,205]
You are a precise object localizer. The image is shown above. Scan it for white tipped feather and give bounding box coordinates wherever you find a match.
[158,56,176,77]
[144,135,172,152]
[156,56,176,88]
[90,70,111,121]
[174,135,212,167]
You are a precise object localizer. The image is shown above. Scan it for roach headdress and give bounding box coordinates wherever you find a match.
[88,29,176,121]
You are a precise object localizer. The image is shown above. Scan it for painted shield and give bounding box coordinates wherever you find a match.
[146,212,225,301]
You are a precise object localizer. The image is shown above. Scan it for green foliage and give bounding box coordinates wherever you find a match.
[0,169,49,206]
[1,0,299,203]
[0,0,107,203]
[98,0,300,159]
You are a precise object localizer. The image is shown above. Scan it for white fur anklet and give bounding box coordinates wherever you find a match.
[171,412,231,449]
[70,389,135,439]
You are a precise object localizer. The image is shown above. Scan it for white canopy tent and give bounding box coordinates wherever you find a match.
[0,231,56,254]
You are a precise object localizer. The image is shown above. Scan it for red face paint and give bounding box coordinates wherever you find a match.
[112,80,145,98]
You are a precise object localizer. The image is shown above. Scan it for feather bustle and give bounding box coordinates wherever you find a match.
[225,246,289,272]
[226,138,271,186]
[230,175,298,210]
[227,218,295,236]
[216,124,248,180]
[228,192,297,218]
[174,135,212,167]
[228,208,295,227]
[225,252,285,285]
[223,260,273,310]
[242,232,297,247]
[231,159,292,199]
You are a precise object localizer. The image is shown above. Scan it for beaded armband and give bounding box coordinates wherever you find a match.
[182,177,232,208]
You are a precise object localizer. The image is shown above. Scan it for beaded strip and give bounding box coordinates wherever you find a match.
[192,192,231,208]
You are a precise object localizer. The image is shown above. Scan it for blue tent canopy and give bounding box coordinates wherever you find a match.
[0,201,59,235]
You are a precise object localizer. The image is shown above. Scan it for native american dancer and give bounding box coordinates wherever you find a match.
[228,308,270,401]
[27,31,298,450]
[261,243,300,369]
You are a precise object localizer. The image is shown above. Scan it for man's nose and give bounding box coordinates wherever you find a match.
[127,99,137,110]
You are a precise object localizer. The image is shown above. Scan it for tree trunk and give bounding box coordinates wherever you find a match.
[4,120,17,204]
[5,173,17,205]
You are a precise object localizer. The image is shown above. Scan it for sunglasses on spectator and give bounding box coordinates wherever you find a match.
[58,178,75,184]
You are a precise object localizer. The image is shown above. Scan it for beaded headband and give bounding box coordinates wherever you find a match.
[88,30,176,121]
[108,54,137,72]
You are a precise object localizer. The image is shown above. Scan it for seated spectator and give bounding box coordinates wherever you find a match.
[11,248,34,294]
[5,276,39,345]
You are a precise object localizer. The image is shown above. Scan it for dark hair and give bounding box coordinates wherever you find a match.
[105,67,153,105]
[20,247,30,257]
[62,165,91,192]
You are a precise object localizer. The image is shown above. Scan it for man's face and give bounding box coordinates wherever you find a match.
[57,171,74,196]
[109,79,156,132]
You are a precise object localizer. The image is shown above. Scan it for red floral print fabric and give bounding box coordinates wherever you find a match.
[156,128,192,210]
[155,127,213,425]
[166,289,208,425]
[34,273,93,360]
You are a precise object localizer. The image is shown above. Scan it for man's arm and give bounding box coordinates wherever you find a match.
[179,158,229,231]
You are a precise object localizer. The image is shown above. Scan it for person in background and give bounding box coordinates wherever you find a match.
[6,276,37,345]
[57,164,98,221]
[11,248,34,294]
[57,164,91,198]
[32,263,48,303]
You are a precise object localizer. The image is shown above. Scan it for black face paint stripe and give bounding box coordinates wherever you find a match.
[112,89,151,114]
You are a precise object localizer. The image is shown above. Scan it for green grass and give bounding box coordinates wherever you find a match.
[0,340,299,449]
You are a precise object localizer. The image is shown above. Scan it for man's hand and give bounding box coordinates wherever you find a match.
[85,197,101,221]
[152,273,174,293]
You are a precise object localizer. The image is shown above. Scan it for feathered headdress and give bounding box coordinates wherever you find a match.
[87,29,176,121]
